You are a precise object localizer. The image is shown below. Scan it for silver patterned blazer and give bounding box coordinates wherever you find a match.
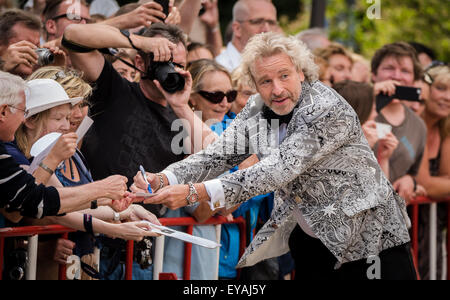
[165,80,411,268]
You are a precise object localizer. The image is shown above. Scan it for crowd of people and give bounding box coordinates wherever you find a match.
[0,0,449,280]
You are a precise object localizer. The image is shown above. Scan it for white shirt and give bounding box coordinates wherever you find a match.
[215,42,242,73]
[89,0,120,17]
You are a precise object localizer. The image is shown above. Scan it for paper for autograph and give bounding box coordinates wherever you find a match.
[141,221,221,249]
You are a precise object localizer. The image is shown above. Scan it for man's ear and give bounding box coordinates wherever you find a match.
[45,19,57,37]
[231,21,241,39]
[134,54,146,73]
[0,104,8,121]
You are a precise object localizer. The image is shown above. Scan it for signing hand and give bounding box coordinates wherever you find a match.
[142,184,190,210]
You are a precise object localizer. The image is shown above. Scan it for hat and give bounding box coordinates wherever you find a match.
[26,79,83,118]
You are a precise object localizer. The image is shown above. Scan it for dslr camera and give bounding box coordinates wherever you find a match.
[146,52,185,94]
[35,48,54,66]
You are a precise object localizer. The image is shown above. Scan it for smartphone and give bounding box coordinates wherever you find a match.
[154,0,170,20]
[376,86,422,112]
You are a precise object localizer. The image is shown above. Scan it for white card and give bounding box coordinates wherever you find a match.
[75,116,94,144]
[141,221,221,249]
[375,122,392,139]
[136,192,156,197]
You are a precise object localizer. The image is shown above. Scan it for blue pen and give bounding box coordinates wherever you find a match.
[139,165,152,194]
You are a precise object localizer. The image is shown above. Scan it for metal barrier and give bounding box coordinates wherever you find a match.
[1,198,449,280]
[0,216,246,280]
[408,196,450,280]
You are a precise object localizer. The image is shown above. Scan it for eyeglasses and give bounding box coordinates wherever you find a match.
[8,105,28,117]
[238,18,279,27]
[198,90,237,104]
[52,13,91,24]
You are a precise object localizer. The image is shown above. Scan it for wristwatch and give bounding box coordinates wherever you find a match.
[186,182,199,206]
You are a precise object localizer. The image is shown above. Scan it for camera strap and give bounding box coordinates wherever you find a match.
[100,48,150,78]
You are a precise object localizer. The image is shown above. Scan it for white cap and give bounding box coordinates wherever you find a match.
[26,79,83,118]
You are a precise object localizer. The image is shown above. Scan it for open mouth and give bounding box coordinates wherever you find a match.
[272,98,289,105]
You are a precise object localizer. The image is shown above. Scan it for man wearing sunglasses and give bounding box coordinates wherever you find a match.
[134,33,416,280]
[216,0,279,72]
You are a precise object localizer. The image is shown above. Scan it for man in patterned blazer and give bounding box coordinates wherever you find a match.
[133,33,416,280]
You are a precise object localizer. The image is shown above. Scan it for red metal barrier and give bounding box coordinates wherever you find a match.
[408,196,450,280]
[0,216,246,280]
[3,198,449,280]
[0,225,76,280]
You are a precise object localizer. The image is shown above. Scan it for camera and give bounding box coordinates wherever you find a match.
[135,237,153,269]
[147,53,185,94]
[35,48,54,66]
[4,248,28,280]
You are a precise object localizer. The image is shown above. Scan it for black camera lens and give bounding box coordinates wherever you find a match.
[147,53,185,93]
[154,64,185,93]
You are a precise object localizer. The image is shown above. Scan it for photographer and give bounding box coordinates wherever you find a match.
[64,21,216,279]
[0,9,65,78]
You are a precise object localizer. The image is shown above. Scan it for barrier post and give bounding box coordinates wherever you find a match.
[153,236,165,280]
[125,240,134,280]
[448,203,450,280]
[411,204,419,262]
[0,237,4,280]
[429,203,437,280]
[58,232,69,280]
[25,235,38,280]
[183,225,194,280]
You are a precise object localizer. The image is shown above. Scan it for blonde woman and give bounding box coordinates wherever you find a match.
[415,63,450,280]
[8,75,159,279]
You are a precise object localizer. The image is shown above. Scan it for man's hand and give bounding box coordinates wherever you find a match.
[110,192,135,212]
[0,41,38,72]
[134,36,176,62]
[53,238,75,265]
[153,68,192,109]
[373,80,401,97]
[142,184,190,210]
[121,1,166,28]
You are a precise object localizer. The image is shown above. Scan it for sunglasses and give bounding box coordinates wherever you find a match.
[198,90,237,104]
[52,13,91,24]
[423,61,449,85]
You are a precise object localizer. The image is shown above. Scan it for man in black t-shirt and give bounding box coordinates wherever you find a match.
[65,23,216,185]
[65,21,217,280]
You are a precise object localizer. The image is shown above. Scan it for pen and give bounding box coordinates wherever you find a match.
[139,165,152,194]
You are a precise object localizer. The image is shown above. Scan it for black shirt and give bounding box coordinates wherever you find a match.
[0,142,60,218]
[81,59,185,186]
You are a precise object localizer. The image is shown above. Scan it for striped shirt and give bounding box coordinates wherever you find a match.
[0,142,60,218]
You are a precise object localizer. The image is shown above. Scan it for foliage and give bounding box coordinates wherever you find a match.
[279,0,450,62]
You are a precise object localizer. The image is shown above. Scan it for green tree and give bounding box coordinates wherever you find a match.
[280,0,450,61]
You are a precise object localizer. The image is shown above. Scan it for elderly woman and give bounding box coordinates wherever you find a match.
[415,63,450,279]
[4,74,159,279]
[134,33,415,280]
[0,71,135,220]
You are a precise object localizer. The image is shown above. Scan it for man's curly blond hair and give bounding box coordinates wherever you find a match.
[240,32,319,90]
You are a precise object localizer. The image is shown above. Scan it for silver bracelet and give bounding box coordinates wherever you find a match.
[156,173,165,190]
[39,162,54,175]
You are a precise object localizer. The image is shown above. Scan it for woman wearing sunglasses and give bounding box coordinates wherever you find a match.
[188,59,238,136]
[187,59,274,280]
